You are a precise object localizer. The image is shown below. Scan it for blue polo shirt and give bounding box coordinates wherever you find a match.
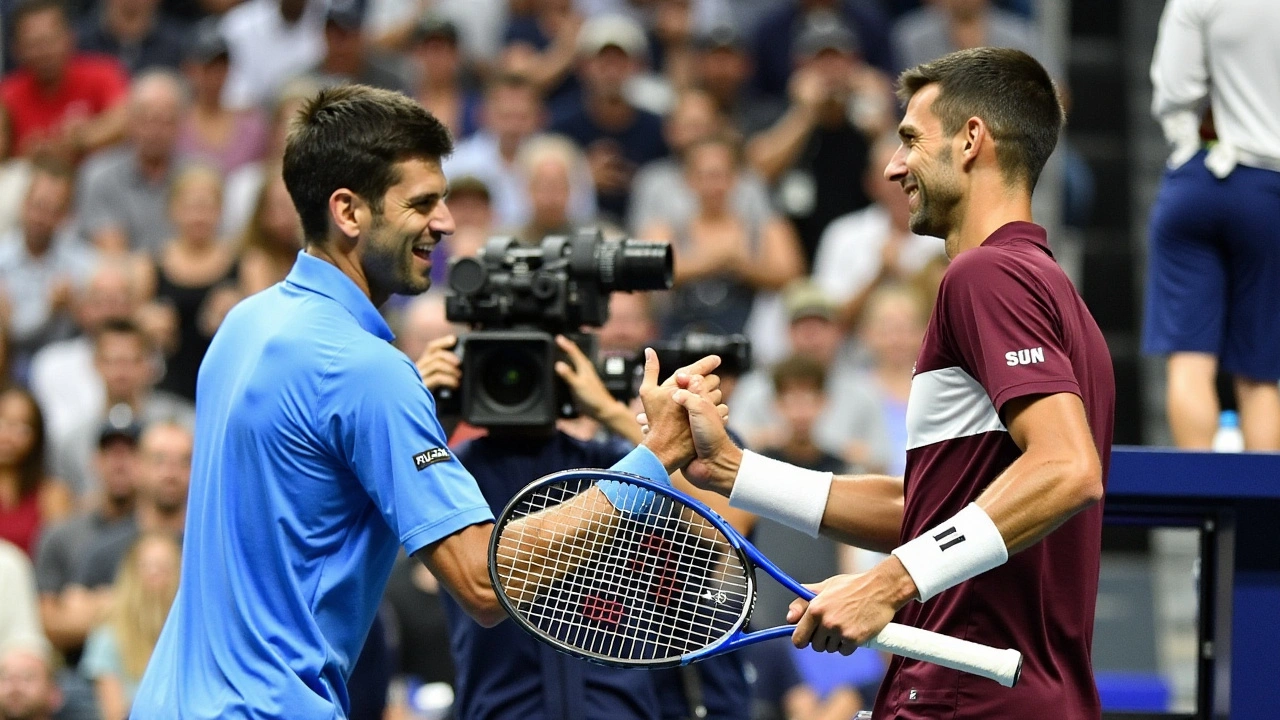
[131,253,496,719]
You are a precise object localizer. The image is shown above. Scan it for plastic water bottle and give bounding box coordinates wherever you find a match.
[1212,410,1245,453]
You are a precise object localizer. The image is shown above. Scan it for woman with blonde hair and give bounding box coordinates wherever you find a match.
[238,167,303,296]
[80,533,182,720]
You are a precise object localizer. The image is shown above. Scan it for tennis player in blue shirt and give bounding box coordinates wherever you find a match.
[130,84,725,720]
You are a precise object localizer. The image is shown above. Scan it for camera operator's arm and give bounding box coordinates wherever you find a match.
[416,334,463,436]
[555,335,758,534]
[554,334,649,442]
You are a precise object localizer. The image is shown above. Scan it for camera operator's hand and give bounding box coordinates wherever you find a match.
[638,350,726,473]
[553,335,637,440]
[415,334,462,393]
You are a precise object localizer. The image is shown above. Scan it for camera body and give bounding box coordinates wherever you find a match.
[598,332,753,403]
[438,229,672,427]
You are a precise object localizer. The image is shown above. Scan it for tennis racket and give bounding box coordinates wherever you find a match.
[488,468,1023,687]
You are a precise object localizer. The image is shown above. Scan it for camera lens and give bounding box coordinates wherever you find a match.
[600,239,673,292]
[479,350,541,409]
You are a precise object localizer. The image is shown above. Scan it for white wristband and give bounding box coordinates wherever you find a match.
[891,503,1008,602]
[727,450,833,537]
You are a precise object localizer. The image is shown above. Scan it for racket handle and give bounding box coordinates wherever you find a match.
[866,622,1023,688]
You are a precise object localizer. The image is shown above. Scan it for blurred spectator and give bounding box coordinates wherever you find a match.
[749,355,849,630]
[730,281,889,470]
[237,168,301,297]
[80,532,180,720]
[1,0,129,161]
[550,14,667,223]
[500,0,585,114]
[628,87,771,234]
[437,175,493,266]
[690,25,786,141]
[75,0,187,76]
[0,540,42,651]
[0,156,96,379]
[175,20,270,177]
[788,644,883,718]
[52,320,194,497]
[76,422,191,590]
[647,0,698,98]
[394,293,457,370]
[35,417,140,657]
[812,134,945,332]
[311,6,413,96]
[598,291,658,355]
[892,0,1056,76]
[220,79,317,237]
[157,0,241,27]
[410,15,482,142]
[742,636,863,720]
[514,133,593,244]
[0,638,63,720]
[746,10,894,268]
[749,0,895,98]
[859,283,928,477]
[445,74,599,231]
[30,260,137,448]
[75,69,188,255]
[136,165,239,401]
[0,388,72,557]
[365,0,509,69]
[644,134,803,338]
[219,0,327,111]
[1144,0,1280,450]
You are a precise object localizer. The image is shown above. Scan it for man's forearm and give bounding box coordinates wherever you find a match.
[820,474,904,552]
[700,448,903,551]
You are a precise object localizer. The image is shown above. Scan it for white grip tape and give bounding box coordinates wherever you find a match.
[891,503,1008,602]
[728,450,833,538]
[867,622,1023,688]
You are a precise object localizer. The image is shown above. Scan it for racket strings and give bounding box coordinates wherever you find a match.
[494,478,752,662]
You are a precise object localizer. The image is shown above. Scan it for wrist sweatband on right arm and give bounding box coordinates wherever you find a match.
[600,445,671,513]
[891,503,1008,602]
[727,449,833,538]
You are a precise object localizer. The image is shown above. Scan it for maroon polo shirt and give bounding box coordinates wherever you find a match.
[873,221,1115,719]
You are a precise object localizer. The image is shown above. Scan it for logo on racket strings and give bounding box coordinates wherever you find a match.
[581,594,626,625]
[630,533,682,605]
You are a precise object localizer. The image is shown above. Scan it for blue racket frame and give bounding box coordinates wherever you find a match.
[489,468,818,668]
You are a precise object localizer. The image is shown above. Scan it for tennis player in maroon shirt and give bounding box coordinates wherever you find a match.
[664,47,1114,719]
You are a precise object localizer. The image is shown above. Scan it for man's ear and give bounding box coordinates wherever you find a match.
[960,116,987,170]
[328,188,364,242]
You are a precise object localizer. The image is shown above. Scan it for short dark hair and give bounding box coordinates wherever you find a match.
[897,47,1063,190]
[771,354,827,396]
[95,316,152,352]
[282,84,453,243]
[11,0,68,38]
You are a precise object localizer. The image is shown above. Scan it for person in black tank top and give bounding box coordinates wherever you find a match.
[639,135,804,341]
[142,166,241,402]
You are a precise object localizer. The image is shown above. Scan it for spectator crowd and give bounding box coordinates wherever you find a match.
[0,0,1061,718]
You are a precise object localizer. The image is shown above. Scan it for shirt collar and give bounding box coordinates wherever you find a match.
[284,251,395,342]
[980,221,1052,255]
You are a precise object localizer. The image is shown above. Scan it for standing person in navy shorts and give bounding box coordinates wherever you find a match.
[1144,0,1280,450]
[662,47,1115,719]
